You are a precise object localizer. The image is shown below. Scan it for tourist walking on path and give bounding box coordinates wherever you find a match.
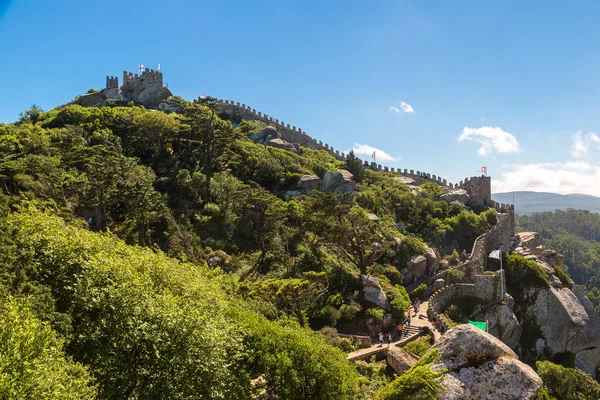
[387,333,392,346]
[406,315,411,327]
[378,331,384,347]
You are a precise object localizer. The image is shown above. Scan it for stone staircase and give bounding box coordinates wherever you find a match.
[394,325,422,341]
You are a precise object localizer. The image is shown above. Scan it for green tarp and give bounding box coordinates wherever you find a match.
[468,320,487,332]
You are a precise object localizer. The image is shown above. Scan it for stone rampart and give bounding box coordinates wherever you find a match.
[122,68,164,94]
[216,100,494,193]
[427,271,503,331]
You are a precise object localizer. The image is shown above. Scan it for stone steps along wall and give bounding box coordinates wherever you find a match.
[217,100,461,188]
[427,272,503,332]
[427,202,515,333]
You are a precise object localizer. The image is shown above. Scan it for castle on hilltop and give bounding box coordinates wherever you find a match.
[73,67,172,108]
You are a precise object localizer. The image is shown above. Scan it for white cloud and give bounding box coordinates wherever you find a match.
[346,143,396,162]
[458,126,521,156]
[492,161,600,197]
[389,101,415,114]
[571,131,600,158]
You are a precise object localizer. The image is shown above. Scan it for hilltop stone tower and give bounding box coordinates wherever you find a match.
[119,68,172,107]
[72,67,172,108]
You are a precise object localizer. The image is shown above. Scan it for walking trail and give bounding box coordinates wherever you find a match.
[346,297,440,361]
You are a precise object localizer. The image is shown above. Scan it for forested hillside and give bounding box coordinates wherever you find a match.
[0,99,504,398]
[517,209,600,312]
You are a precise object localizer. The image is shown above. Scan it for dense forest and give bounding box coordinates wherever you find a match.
[0,99,595,398]
[517,210,600,312]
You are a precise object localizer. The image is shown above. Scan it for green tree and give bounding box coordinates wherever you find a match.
[0,297,97,399]
[344,150,365,182]
[536,360,600,400]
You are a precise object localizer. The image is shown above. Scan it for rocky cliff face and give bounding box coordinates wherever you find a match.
[513,232,600,376]
[428,324,542,399]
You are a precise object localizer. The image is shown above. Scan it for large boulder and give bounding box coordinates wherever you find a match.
[519,232,541,249]
[540,249,564,269]
[321,170,356,195]
[250,126,279,144]
[297,175,321,194]
[158,101,184,113]
[265,137,300,154]
[440,357,542,400]
[360,274,391,311]
[440,189,470,204]
[431,324,516,372]
[74,91,107,107]
[429,324,542,400]
[424,246,440,275]
[404,255,428,284]
[387,347,419,375]
[134,86,172,108]
[523,287,588,356]
[394,176,417,186]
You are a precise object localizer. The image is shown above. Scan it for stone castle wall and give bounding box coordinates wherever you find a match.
[217,100,492,190]
[428,271,504,330]
[121,68,164,94]
[427,202,515,330]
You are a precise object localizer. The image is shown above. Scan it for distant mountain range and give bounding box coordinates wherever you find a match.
[492,191,600,215]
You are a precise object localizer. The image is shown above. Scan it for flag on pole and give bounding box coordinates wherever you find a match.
[372,151,376,159]
[481,166,487,176]
[157,63,161,71]
[489,250,501,260]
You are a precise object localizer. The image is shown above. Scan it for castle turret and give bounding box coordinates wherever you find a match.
[106,76,119,89]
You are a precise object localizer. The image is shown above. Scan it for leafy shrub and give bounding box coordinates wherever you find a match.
[446,249,460,263]
[386,285,410,322]
[0,297,97,399]
[411,283,427,299]
[367,307,385,322]
[402,335,433,357]
[446,267,464,283]
[505,254,550,298]
[553,267,574,289]
[376,350,444,400]
[536,360,600,400]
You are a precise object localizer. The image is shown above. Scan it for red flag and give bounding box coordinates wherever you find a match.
[372,151,376,159]
[481,166,487,175]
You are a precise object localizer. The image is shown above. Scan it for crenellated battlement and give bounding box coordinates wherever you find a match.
[214,99,492,198]
[106,76,119,89]
[121,68,164,93]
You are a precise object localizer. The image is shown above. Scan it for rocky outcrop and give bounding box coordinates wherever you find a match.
[428,324,542,399]
[250,126,279,143]
[440,357,542,400]
[440,188,470,204]
[128,86,172,108]
[321,170,356,195]
[74,91,109,107]
[265,137,300,154]
[394,176,417,186]
[518,232,541,249]
[404,255,428,284]
[297,175,321,194]
[158,101,184,113]
[387,347,418,375]
[424,246,440,275]
[360,274,391,311]
[523,286,588,356]
[472,303,522,349]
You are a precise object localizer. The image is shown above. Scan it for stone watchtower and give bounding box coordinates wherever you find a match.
[119,68,171,107]
[104,76,119,98]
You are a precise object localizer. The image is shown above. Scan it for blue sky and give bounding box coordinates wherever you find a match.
[2,0,600,195]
